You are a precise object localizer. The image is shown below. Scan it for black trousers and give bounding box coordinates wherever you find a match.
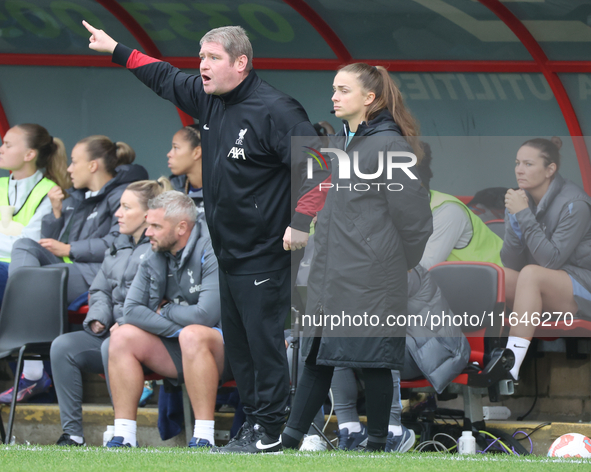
[219,267,291,438]
[286,337,393,442]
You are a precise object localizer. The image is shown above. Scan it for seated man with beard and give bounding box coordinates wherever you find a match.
[103,191,223,448]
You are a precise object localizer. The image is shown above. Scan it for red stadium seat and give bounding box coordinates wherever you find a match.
[68,304,88,326]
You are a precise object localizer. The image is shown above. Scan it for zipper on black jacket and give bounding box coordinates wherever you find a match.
[210,97,227,246]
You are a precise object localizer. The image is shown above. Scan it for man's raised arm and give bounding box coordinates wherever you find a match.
[82,20,202,117]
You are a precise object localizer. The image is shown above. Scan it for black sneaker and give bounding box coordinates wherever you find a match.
[56,433,85,446]
[211,421,253,452]
[211,423,282,454]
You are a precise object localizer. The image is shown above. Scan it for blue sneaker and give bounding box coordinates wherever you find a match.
[338,424,368,450]
[385,426,415,453]
[106,436,135,448]
[189,437,213,448]
[138,381,154,407]
[0,371,52,404]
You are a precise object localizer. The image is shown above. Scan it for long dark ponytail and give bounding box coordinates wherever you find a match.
[338,63,423,163]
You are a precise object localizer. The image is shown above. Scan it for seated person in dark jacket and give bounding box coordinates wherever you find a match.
[9,135,148,303]
[0,135,148,405]
[103,191,222,448]
[168,124,204,213]
[50,178,172,446]
[467,187,510,223]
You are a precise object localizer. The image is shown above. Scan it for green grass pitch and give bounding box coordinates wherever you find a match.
[1,446,590,471]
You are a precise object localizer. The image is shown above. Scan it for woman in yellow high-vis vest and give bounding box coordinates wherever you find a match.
[0,124,70,403]
[0,123,70,302]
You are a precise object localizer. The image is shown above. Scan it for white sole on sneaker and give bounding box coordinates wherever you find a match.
[399,430,415,453]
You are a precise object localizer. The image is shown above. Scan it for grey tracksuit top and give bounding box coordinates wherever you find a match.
[123,217,220,337]
[501,172,591,314]
[82,232,151,337]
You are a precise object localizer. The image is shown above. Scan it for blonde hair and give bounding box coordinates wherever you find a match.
[338,63,423,163]
[15,123,71,191]
[126,177,173,210]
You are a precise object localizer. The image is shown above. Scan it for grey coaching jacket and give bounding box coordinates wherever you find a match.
[123,217,220,338]
[501,172,591,314]
[82,232,151,337]
[41,163,149,285]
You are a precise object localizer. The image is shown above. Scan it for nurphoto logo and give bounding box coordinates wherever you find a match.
[304,146,418,192]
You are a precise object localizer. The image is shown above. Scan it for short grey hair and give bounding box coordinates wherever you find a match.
[148,191,198,223]
[200,26,253,72]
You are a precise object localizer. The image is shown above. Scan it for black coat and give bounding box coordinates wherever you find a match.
[301,111,433,369]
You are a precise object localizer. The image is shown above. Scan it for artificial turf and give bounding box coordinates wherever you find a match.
[0,446,590,472]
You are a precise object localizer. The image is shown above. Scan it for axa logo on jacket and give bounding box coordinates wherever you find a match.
[228,128,248,160]
[228,147,246,160]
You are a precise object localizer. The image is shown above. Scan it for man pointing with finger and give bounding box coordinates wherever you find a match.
[82,21,329,453]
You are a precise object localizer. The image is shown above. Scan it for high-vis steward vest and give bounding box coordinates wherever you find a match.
[0,176,56,262]
[430,190,503,267]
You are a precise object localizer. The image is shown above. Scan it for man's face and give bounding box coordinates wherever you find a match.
[145,208,179,253]
[199,41,242,95]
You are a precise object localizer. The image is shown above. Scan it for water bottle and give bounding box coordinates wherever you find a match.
[458,431,476,454]
[103,425,115,446]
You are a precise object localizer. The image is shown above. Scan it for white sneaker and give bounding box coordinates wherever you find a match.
[300,434,328,451]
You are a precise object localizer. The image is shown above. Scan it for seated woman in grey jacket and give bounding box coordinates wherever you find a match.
[503,137,591,381]
[0,136,149,406]
[49,178,172,446]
